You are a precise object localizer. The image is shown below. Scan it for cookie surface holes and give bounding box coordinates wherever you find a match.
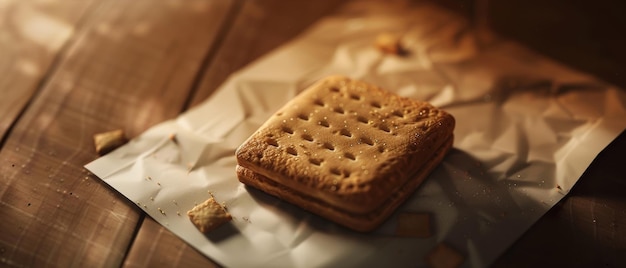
[360,137,374,146]
[333,107,345,114]
[301,133,314,142]
[319,120,330,127]
[323,142,335,151]
[379,124,391,133]
[266,138,278,147]
[344,152,356,160]
[286,147,298,156]
[378,145,386,153]
[281,126,294,134]
[314,99,325,107]
[371,101,382,108]
[349,94,361,100]
[339,129,352,137]
[297,113,309,121]
[356,115,369,124]
[309,158,323,166]
[329,86,340,92]
[330,167,341,175]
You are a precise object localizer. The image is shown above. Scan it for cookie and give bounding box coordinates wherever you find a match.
[235,75,455,231]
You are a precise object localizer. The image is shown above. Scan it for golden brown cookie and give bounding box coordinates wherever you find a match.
[236,75,455,231]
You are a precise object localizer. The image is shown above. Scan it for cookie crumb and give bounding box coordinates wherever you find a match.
[93,129,127,155]
[169,133,178,144]
[187,197,232,233]
[395,212,431,238]
[425,242,464,268]
[375,33,405,55]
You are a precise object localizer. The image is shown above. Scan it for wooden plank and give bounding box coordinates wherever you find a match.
[0,0,236,267]
[187,0,346,108]
[123,217,215,268]
[123,0,346,266]
[0,0,96,142]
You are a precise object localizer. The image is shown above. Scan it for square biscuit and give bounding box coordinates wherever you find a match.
[187,197,232,234]
[236,75,454,231]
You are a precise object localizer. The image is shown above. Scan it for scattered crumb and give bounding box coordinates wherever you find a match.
[425,242,464,268]
[395,212,431,238]
[157,182,161,187]
[169,133,178,144]
[158,208,166,216]
[93,129,128,155]
[556,184,563,190]
[188,197,232,234]
[375,33,405,55]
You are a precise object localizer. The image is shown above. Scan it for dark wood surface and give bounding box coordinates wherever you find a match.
[0,0,624,267]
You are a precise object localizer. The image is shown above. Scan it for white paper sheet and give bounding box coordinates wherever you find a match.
[86,1,626,267]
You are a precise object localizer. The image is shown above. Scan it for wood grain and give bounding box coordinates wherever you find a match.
[123,217,216,268]
[0,0,96,143]
[0,0,235,267]
[187,0,346,108]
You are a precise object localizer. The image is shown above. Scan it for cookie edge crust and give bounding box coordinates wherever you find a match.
[236,136,453,232]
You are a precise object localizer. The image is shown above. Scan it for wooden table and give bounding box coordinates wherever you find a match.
[1,0,624,267]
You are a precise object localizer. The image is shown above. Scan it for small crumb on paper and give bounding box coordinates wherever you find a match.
[425,242,464,268]
[375,33,404,55]
[169,133,178,144]
[395,212,431,238]
[93,129,127,155]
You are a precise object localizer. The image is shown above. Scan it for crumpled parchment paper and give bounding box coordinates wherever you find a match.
[86,0,626,267]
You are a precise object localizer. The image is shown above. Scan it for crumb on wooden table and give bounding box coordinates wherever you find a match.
[93,129,127,155]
